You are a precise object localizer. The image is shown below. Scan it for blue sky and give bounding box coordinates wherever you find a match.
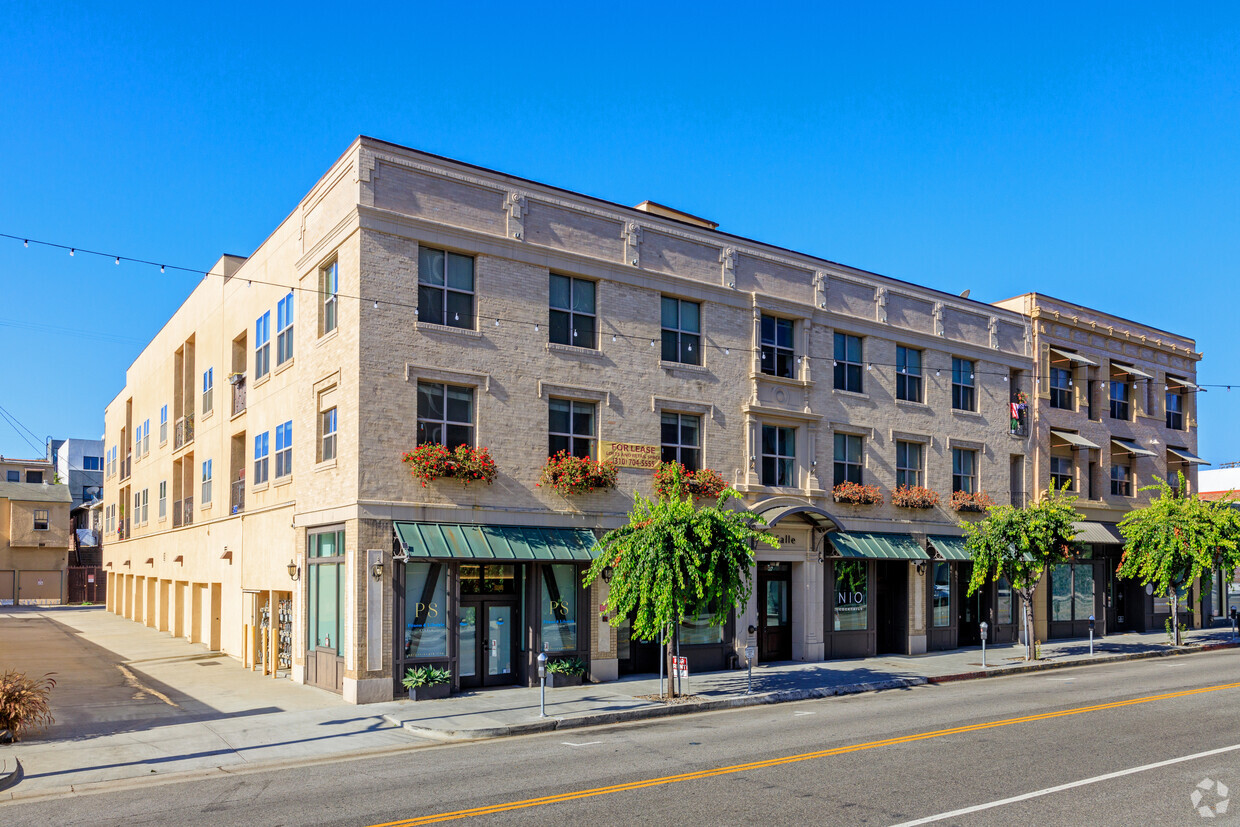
[1,2,1237,466]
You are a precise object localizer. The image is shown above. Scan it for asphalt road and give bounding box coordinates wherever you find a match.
[6,649,1240,826]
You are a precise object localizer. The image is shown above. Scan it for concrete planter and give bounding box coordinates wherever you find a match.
[408,683,451,701]
[547,672,583,688]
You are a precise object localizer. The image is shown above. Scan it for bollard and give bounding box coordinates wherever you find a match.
[537,649,548,718]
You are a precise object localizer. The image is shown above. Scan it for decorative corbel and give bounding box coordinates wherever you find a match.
[721,247,737,289]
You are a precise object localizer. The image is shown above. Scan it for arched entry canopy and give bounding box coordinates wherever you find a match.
[748,497,842,533]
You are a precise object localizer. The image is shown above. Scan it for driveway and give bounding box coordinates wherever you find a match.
[0,606,346,741]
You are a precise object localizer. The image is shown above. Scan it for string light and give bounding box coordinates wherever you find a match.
[160,265,165,273]
[612,334,617,342]
[374,300,379,309]
[69,248,74,256]
[494,318,500,327]
[23,239,28,247]
[115,256,120,265]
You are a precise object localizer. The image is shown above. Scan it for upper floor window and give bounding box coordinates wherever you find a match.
[661,296,701,365]
[202,368,214,415]
[1109,379,1130,420]
[253,432,269,485]
[277,293,294,365]
[417,382,474,449]
[82,456,102,471]
[760,315,794,378]
[952,357,976,411]
[320,408,337,463]
[1050,455,1074,491]
[1166,387,1185,431]
[133,423,143,458]
[1111,461,1132,497]
[896,441,923,488]
[6,470,18,483]
[833,433,863,487]
[549,398,596,459]
[158,480,167,520]
[275,421,293,478]
[833,333,863,393]
[142,419,150,456]
[660,412,701,472]
[952,448,977,494]
[159,405,168,445]
[1050,367,1072,410]
[33,509,49,530]
[761,425,796,487]
[26,470,42,484]
[549,274,596,349]
[896,346,922,403]
[201,459,213,506]
[320,261,338,336]
[255,311,271,380]
[418,247,474,329]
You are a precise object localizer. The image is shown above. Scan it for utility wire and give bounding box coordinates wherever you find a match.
[1,232,1223,391]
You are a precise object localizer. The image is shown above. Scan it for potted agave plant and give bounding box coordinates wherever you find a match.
[401,665,452,701]
[546,657,587,688]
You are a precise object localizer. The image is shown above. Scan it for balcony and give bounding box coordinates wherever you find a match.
[117,518,127,540]
[174,414,195,450]
[231,479,245,514]
[231,376,247,416]
[121,453,132,480]
[1009,404,1029,437]
[172,497,194,528]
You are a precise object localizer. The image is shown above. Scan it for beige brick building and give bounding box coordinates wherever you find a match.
[101,137,1198,704]
[994,293,1205,640]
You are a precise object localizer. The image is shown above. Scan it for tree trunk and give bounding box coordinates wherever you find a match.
[1171,588,1181,646]
[1021,586,1037,661]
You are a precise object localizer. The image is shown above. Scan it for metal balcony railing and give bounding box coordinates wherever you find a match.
[1009,406,1029,437]
[173,500,182,528]
[231,480,245,514]
[117,518,127,540]
[120,453,132,480]
[174,414,195,450]
[182,496,193,526]
[232,376,247,416]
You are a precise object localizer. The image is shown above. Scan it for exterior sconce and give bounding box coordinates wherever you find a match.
[371,562,384,581]
[287,560,300,581]
[914,561,926,577]
[602,565,614,584]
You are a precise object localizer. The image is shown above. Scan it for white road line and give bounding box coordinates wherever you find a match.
[794,711,816,716]
[889,742,1240,826]
[561,741,602,747]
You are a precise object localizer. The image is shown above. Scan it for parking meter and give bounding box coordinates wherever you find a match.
[537,650,548,717]
[979,621,989,668]
[1088,615,1096,656]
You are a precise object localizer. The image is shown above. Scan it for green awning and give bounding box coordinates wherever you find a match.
[928,535,973,561]
[829,532,929,560]
[1073,521,1124,545]
[1112,437,1157,458]
[393,523,599,561]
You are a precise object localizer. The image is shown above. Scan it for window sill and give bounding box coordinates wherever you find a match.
[231,407,246,422]
[315,459,338,472]
[315,328,340,348]
[251,482,269,494]
[159,440,167,449]
[951,409,985,420]
[200,502,213,512]
[413,321,483,339]
[894,398,929,409]
[275,357,294,376]
[274,475,292,488]
[752,373,812,388]
[833,389,870,401]
[660,360,709,374]
[254,373,271,389]
[201,409,214,422]
[547,342,605,359]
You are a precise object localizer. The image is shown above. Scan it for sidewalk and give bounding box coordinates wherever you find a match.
[2,605,1237,802]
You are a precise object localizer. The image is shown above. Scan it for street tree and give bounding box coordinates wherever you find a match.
[962,484,1084,660]
[584,463,778,698]
[1116,472,1240,645]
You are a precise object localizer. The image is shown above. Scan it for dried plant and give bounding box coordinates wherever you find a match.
[0,670,56,741]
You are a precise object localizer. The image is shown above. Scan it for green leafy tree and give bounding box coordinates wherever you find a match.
[1117,473,1240,645]
[584,464,778,698]
[963,484,1084,660]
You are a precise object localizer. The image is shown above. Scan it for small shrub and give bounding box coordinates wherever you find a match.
[833,481,884,505]
[0,670,56,741]
[401,665,452,688]
[538,451,618,495]
[950,490,994,512]
[891,485,941,509]
[653,462,728,500]
[546,656,587,676]
[402,444,498,487]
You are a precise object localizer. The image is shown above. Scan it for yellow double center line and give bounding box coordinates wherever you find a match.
[372,680,1240,826]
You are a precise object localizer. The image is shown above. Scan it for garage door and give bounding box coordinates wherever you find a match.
[18,570,63,605]
[0,570,13,605]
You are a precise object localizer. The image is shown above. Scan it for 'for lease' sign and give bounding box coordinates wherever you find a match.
[599,441,660,470]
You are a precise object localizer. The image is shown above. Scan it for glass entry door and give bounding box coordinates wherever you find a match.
[459,601,517,688]
[757,563,792,662]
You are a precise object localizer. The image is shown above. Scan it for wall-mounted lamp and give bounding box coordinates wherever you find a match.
[601,565,614,584]
[914,561,927,577]
[287,560,300,581]
[371,562,384,581]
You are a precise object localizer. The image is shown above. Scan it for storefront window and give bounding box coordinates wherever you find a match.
[405,562,448,659]
[1051,565,1072,621]
[307,528,344,654]
[1074,565,1094,621]
[997,577,1014,624]
[680,610,726,644]
[460,564,516,595]
[932,561,952,627]
[540,564,579,652]
[1052,563,1094,622]
[834,560,868,631]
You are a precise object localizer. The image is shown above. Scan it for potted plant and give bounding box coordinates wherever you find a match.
[402,444,498,487]
[950,490,995,513]
[833,481,884,505]
[891,485,941,509]
[401,665,452,701]
[653,462,728,500]
[0,670,56,743]
[546,657,587,687]
[538,451,618,495]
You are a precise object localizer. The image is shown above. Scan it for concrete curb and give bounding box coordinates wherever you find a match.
[0,757,23,795]
[385,641,1240,742]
